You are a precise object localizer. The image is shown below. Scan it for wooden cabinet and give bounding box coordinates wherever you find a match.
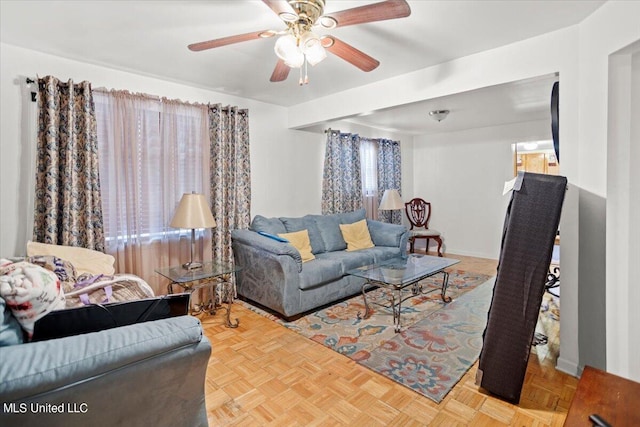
[515,151,559,175]
[564,366,640,426]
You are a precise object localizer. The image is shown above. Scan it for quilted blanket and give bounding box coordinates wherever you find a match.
[26,255,155,308]
[64,273,155,307]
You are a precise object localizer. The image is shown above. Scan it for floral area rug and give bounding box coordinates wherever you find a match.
[241,270,494,403]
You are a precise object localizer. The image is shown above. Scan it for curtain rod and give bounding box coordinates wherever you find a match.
[25,78,37,102]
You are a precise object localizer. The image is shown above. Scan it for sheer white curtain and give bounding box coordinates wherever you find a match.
[94,90,211,294]
[360,137,379,220]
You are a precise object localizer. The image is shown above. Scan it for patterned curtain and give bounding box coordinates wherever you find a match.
[208,105,251,279]
[34,76,105,251]
[321,130,364,214]
[377,139,402,224]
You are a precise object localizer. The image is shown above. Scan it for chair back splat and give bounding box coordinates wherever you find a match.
[404,198,444,257]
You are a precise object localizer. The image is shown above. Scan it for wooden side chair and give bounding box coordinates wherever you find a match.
[404,198,444,256]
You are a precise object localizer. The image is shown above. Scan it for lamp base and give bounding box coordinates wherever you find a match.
[182,261,203,270]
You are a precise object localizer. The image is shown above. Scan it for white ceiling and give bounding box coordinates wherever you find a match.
[1,0,603,134]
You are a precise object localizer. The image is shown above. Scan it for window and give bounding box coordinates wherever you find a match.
[361,137,402,223]
[360,138,378,197]
[93,91,209,243]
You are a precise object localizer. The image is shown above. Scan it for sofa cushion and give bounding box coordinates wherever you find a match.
[340,219,375,251]
[298,258,344,290]
[335,208,366,225]
[250,215,287,235]
[278,230,315,263]
[367,220,407,247]
[311,214,346,252]
[280,215,326,254]
[0,296,23,346]
[317,250,377,274]
[365,246,402,264]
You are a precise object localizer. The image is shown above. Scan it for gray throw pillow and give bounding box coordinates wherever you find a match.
[280,216,326,254]
[250,215,287,235]
[311,214,347,252]
[335,208,367,225]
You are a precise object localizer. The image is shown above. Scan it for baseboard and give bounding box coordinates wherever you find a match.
[443,249,499,260]
[556,357,580,377]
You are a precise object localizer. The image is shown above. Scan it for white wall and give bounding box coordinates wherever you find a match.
[577,2,640,381]
[607,44,640,380]
[411,120,550,259]
[0,43,323,257]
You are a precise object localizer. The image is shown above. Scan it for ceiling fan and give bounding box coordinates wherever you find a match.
[188,0,411,85]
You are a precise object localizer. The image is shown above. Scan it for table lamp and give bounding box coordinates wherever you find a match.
[379,189,404,223]
[379,189,403,210]
[170,192,217,270]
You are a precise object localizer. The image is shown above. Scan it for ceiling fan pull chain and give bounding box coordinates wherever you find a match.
[298,66,303,86]
[304,58,309,85]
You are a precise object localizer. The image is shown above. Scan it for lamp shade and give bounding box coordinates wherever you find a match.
[379,189,404,210]
[170,193,216,229]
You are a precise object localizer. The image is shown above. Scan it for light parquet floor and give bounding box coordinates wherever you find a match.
[200,251,577,426]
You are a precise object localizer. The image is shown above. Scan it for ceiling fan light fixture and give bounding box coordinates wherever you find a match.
[319,15,337,29]
[429,110,450,122]
[300,31,320,51]
[305,44,326,66]
[274,34,303,67]
[259,30,277,38]
[278,11,298,23]
[300,31,326,65]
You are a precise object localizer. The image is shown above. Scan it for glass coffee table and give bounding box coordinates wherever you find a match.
[348,254,459,332]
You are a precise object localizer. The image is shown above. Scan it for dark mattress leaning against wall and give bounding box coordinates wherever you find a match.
[476,172,568,403]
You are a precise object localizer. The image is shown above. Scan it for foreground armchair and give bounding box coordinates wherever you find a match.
[0,316,211,427]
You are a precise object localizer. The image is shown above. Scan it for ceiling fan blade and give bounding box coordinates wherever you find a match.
[270,59,290,82]
[188,30,271,51]
[326,0,410,28]
[262,0,296,18]
[322,36,380,72]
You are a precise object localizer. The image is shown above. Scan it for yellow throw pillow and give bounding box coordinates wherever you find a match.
[339,219,375,251]
[277,230,315,262]
[26,241,115,276]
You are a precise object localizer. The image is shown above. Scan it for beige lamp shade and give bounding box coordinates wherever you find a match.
[170,193,217,229]
[379,189,404,210]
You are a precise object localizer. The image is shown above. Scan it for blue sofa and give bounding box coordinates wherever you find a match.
[231,209,408,319]
[0,311,211,427]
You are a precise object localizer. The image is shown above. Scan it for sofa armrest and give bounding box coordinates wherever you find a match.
[231,229,302,271]
[367,220,408,249]
[0,316,210,426]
